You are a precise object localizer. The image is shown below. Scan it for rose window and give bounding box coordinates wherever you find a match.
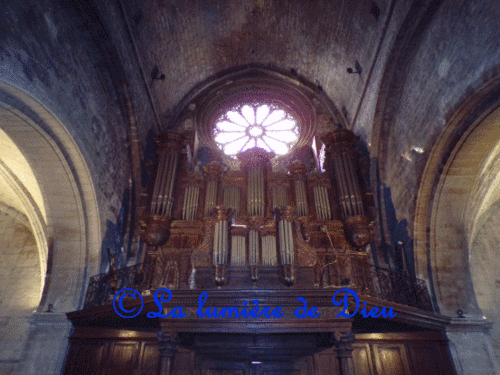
[214,103,299,157]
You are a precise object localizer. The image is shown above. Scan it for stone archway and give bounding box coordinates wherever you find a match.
[0,81,101,374]
[413,78,500,373]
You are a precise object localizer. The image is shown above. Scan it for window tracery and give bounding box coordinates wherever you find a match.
[213,103,299,157]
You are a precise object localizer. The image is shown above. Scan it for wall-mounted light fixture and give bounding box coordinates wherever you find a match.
[151,65,165,81]
[347,61,362,75]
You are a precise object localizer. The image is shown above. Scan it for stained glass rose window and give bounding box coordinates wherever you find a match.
[214,103,299,157]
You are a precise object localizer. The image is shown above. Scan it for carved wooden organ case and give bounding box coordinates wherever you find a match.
[137,128,374,291]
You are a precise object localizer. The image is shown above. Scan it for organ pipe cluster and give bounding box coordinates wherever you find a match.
[239,148,273,282]
[213,206,232,285]
[247,168,265,216]
[322,129,372,249]
[322,130,364,218]
[289,161,309,217]
[182,185,200,220]
[276,206,296,285]
[139,132,186,247]
[313,185,332,220]
[150,132,183,218]
[140,128,373,287]
[203,162,223,217]
[223,186,241,218]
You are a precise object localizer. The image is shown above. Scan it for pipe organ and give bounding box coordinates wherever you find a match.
[70,72,444,375]
[138,128,374,288]
[76,128,439,375]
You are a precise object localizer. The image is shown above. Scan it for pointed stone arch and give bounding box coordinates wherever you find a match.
[0,81,101,373]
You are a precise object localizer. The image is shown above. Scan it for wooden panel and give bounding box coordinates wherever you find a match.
[372,343,411,375]
[199,359,249,375]
[172,347,195,374]
[64,340,106,375]
[105,341,140,375]
[207,370,246,375]
[293,356,314,375]
[314,348,340,375]
[407,342,455,375]
[352,342,375,375]
[139,342,160,374]
[257,366,296,375]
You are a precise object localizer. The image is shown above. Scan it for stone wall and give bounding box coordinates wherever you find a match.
[0,0,133,223]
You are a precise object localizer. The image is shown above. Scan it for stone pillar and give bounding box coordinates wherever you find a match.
[334,332,355,375]
[322,129,372,250]
[446,318,500,375]
[157,331,178,375]
[12,313,72,375]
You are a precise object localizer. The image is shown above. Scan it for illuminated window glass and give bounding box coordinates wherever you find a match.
[214,103,299,157]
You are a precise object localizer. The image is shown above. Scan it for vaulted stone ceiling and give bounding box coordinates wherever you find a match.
[116,0,390,127]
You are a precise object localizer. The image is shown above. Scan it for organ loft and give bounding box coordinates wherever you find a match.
[65,70,454,375]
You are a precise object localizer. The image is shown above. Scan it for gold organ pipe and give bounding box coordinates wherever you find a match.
[218,221,222,264]
[205,181,217,216]
[151,152,166,214]
[286,220,291,264]
[253,169,257,215]
[188,186,193,220]
[182,187,188,220]
[164,154,178,217]
[271,236,277,265]
[157,153,173,215]
[189,186,195,220]
[313,186,321,220]
[323,186,332,220]
[278,220,285,264]
[275,186,287,208]
[252,170,256,215]
[303,183,307,214]
[341,152,358,216]
[320,186,327,220]
[262,236,267,265]
[319,185,327,220]
[345,152,364,215]
[152,153,168,215]
[254,171,257,215]
[193,187,199,220]
[222,220,228,264]
[231,236,236,265]
[333,155,351,217]
[258,169,264,216]
[235,187,240,218]
[241,236,245,265]
[295,180,308,217]
[247,171,252,215]
[213,221,220,264]
[231,236,245,265]
[287,221,293,264]
[344,152,361,216]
